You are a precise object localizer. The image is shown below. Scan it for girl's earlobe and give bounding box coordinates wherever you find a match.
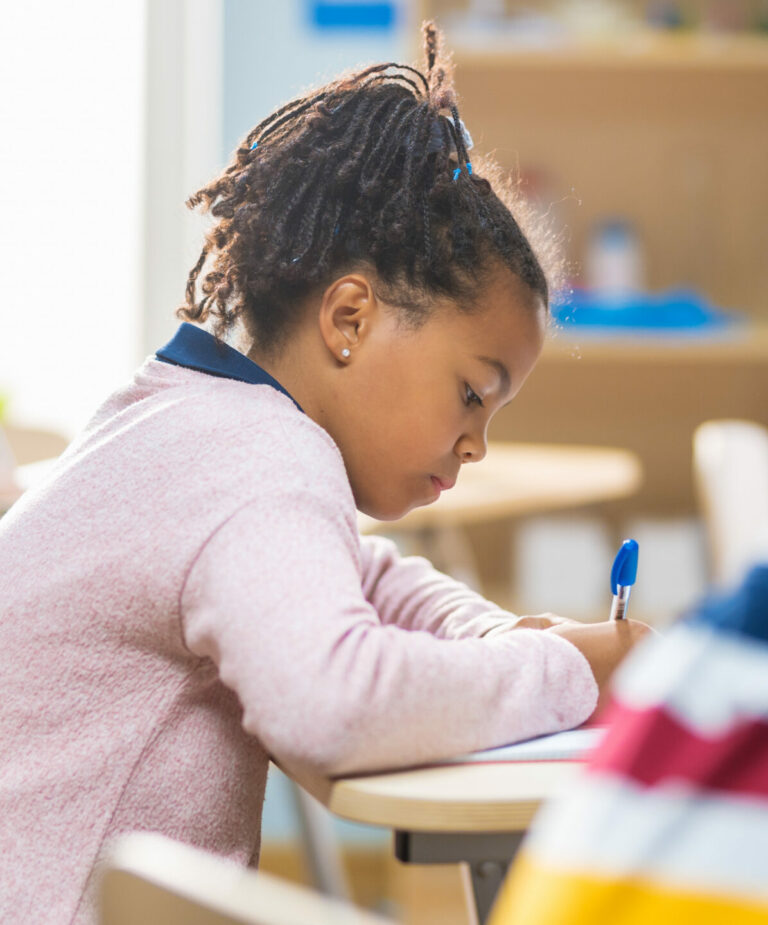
[318,273,374,362]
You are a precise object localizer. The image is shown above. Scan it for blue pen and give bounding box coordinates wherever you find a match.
[610,539,639,621]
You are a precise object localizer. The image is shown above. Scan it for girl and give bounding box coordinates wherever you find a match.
[0,24,649,924]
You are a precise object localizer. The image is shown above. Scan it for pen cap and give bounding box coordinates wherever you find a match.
[611,539,639,593]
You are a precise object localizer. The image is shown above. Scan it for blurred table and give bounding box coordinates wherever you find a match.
[357,442,642,588]
[505,328,768,520]
[357,442,642,535]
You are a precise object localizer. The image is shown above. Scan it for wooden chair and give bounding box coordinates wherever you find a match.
[0,423,69,512]
[1,423,69,466]
[98,831,396,925]
[0,426,17,508]
[693,419,768,588]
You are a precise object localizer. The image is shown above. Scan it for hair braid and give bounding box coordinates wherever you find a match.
[184,244,210,306]
[424,21,439,75]
[449,104,471,169]
[178,22,558,349]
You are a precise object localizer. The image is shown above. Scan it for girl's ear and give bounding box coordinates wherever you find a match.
[317,274,378,362]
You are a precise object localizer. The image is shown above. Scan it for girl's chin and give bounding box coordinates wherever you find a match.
[359,503,411,523]
[355,492,418,524]
[354,476,439,522]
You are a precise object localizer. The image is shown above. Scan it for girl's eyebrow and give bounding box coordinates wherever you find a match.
[476,355,510,396]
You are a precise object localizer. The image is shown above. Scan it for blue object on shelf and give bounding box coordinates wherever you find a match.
[552,288,742,334]
[310,1,397,30]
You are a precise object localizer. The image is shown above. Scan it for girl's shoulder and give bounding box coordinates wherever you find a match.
[164,369,338,454]
[125,359,351,499]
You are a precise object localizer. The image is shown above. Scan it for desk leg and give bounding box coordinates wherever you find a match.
[288,780,351,901]
[394,830,525,924]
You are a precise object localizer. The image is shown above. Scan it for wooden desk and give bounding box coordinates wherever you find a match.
[326,761,582,924]
[328,761,579,832]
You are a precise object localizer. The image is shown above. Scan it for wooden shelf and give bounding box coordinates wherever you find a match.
[443,31,768,72]
[541,322,768,363]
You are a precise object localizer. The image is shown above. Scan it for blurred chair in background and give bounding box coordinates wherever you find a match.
[2,423,69,466]
[0,427,17,509]
[99,831,394,925]
[694,420,768,588]
[0,423,69,513]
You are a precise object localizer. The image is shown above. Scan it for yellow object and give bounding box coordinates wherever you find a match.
[490,853,768,925]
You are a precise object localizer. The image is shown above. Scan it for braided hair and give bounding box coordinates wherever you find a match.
[179,22,556,351]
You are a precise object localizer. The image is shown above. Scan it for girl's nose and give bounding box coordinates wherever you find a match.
[457,431,487,464]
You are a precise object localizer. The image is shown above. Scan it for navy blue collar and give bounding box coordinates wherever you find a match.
[155,323,303,413]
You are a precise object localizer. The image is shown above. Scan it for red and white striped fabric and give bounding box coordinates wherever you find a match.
[491,564,768,925]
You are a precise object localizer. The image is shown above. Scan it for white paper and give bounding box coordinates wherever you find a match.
[443,727,605,764]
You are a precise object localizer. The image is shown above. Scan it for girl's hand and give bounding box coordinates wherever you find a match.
[544,619,655,717]
[512,612,580,630]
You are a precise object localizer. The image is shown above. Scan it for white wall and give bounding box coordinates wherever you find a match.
[0,2,146,437]
[0,1,225,439]
[222,0,410,160]
[142,0,224,360]
[0,2,414,439]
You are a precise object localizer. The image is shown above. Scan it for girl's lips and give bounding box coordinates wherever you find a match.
[431,475,456,493]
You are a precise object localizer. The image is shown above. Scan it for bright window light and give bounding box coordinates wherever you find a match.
[0,2,145,438]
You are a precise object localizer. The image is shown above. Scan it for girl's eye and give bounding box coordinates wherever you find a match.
[464,383,484,407]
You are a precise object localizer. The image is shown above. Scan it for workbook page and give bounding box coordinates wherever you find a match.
[443,727,605,764]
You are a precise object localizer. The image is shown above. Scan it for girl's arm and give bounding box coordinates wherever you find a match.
[179,489,597,780]
[360,533,551,639]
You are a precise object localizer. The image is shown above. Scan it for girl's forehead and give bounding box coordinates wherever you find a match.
[437,275,545,343]
[414,291,545,379]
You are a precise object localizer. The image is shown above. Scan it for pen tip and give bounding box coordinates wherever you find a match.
[611,539,639,593]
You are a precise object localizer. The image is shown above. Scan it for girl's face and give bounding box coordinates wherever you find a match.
[330,267,546,521]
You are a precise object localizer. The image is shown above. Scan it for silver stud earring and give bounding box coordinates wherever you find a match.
[341,348,351,358]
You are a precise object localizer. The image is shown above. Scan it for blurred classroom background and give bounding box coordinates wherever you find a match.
[2,2,767,922]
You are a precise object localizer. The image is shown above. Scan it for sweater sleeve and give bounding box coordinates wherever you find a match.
[361,533,532,639]
[179,488,598,779]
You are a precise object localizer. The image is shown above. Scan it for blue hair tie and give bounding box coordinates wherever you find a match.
[452,162,473,181]
[250,141,259,151]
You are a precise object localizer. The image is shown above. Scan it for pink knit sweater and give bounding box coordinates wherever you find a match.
[0,356,596,923]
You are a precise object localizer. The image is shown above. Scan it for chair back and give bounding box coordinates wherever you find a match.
[693,419,768,587]
[98,831,395,925]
